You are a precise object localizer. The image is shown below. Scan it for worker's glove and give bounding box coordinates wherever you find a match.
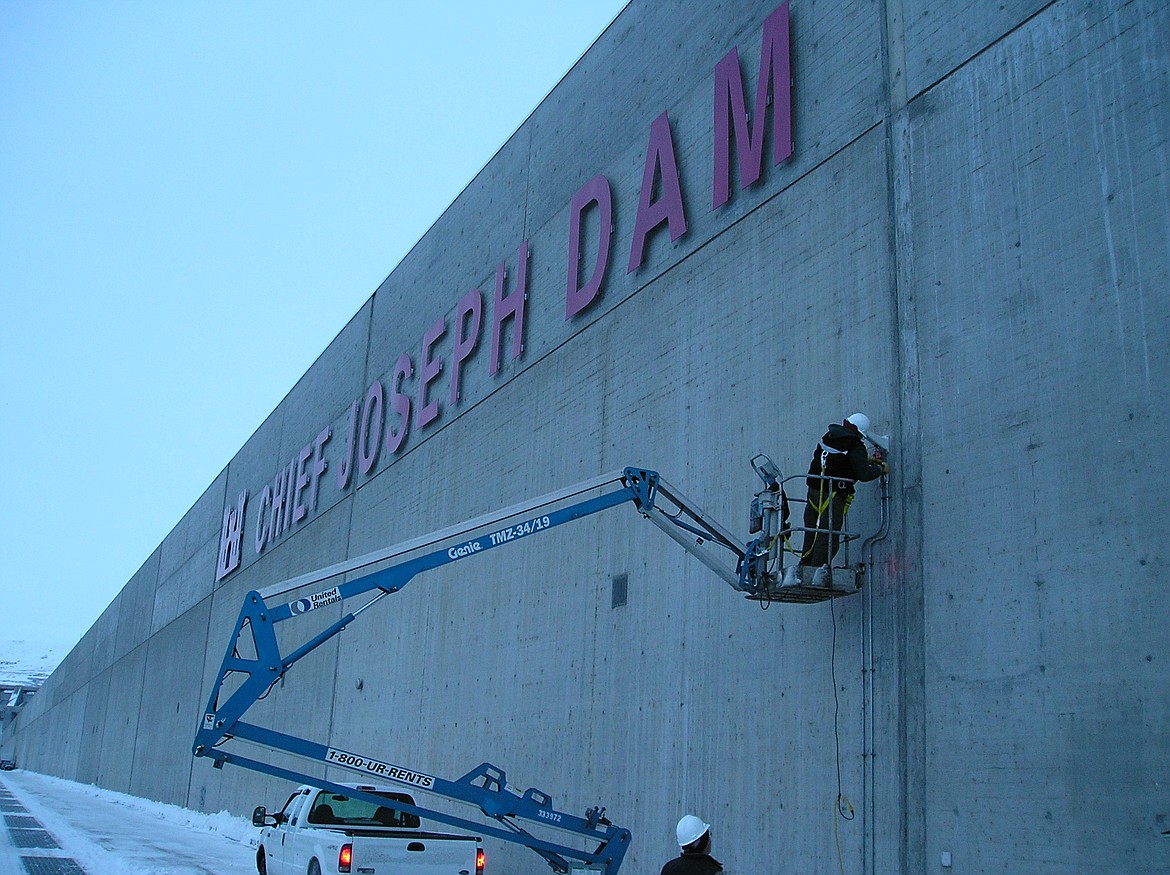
[880,461,890,475]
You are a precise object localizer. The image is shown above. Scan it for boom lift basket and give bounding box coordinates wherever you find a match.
[743,459,890,604]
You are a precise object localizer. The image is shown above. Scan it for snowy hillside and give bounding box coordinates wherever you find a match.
[0,640,65,687]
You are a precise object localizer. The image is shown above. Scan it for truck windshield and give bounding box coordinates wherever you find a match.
[307,791,420,828]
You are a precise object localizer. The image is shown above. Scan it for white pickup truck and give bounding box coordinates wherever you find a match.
[252,783,484,875]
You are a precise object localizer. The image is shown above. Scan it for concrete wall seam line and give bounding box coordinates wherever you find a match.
[904,0,1061,104]
[880,0,925,873]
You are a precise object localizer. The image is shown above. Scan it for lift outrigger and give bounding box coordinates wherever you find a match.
[194,457,887,875]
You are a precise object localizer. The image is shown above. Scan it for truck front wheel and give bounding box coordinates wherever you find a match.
[256,847,267,875]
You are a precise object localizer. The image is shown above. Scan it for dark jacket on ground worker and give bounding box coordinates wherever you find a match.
[660,852,723,875]
[806,422,883,494]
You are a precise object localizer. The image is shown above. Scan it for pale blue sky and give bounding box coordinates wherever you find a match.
[0,1,627,652]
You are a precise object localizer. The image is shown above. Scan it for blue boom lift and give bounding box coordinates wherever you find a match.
[193,459,887,875]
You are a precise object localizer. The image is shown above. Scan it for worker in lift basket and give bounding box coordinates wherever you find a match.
[783,412,888,587]
[660,815,723,875]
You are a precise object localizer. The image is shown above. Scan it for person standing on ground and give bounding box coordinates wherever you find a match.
[784,412,887,587]
[660,815,722,875]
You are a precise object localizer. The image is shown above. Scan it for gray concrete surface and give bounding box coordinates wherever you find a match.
[10,1,1169,873]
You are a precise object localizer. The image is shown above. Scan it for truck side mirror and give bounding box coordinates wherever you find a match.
[252,806,268,827]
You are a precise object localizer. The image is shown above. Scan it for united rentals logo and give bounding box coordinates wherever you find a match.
[289,587,343,615]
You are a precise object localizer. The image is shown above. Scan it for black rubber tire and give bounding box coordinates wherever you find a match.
[256,847,267,875]
[308,860,322,875]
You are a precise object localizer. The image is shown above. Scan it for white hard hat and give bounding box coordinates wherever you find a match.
[676,814,710,847]
[845,412,871,434]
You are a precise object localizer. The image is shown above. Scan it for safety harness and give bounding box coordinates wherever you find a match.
[802,441,855,564]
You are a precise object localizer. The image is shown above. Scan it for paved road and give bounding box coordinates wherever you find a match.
[0,770,257,875]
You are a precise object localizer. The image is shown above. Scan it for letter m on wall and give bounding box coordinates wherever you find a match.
[712,1,792,209]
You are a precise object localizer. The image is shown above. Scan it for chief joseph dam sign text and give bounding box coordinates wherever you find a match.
[217,2,794,582]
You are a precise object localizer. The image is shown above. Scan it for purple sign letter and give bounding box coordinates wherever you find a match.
[358,380,385,475]
[490,241,529,375]
[628,112,688,273]
[337,399,359,490]
[712,1,792,209]
[450,290,482,407]
[308,426,330,514]
[254,486,271,554]
[566,174,613,319]
[387,353,413,455]
[417,317,446,430]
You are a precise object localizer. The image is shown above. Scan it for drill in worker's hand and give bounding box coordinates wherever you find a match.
[871,446,889,474]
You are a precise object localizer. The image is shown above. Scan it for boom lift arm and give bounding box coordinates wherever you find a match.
[192,462,849,875]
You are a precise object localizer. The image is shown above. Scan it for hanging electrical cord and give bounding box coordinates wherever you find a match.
[831,597,855,874]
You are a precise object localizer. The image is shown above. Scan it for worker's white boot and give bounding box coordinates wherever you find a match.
[811,565,831,587]
[781,565,802,587]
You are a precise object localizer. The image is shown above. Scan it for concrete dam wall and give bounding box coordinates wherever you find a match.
[11,1,1168,872]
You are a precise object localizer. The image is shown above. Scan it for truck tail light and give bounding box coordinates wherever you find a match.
[339,842,353,873]
[476,847,485,874]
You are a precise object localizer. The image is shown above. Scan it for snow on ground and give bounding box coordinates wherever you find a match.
[0,769,258,874]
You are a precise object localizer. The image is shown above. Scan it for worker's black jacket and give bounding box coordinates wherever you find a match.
[806,423,883,495]
[660,852,723,875]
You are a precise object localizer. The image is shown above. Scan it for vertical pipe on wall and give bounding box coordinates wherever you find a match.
[861,475,891,874]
